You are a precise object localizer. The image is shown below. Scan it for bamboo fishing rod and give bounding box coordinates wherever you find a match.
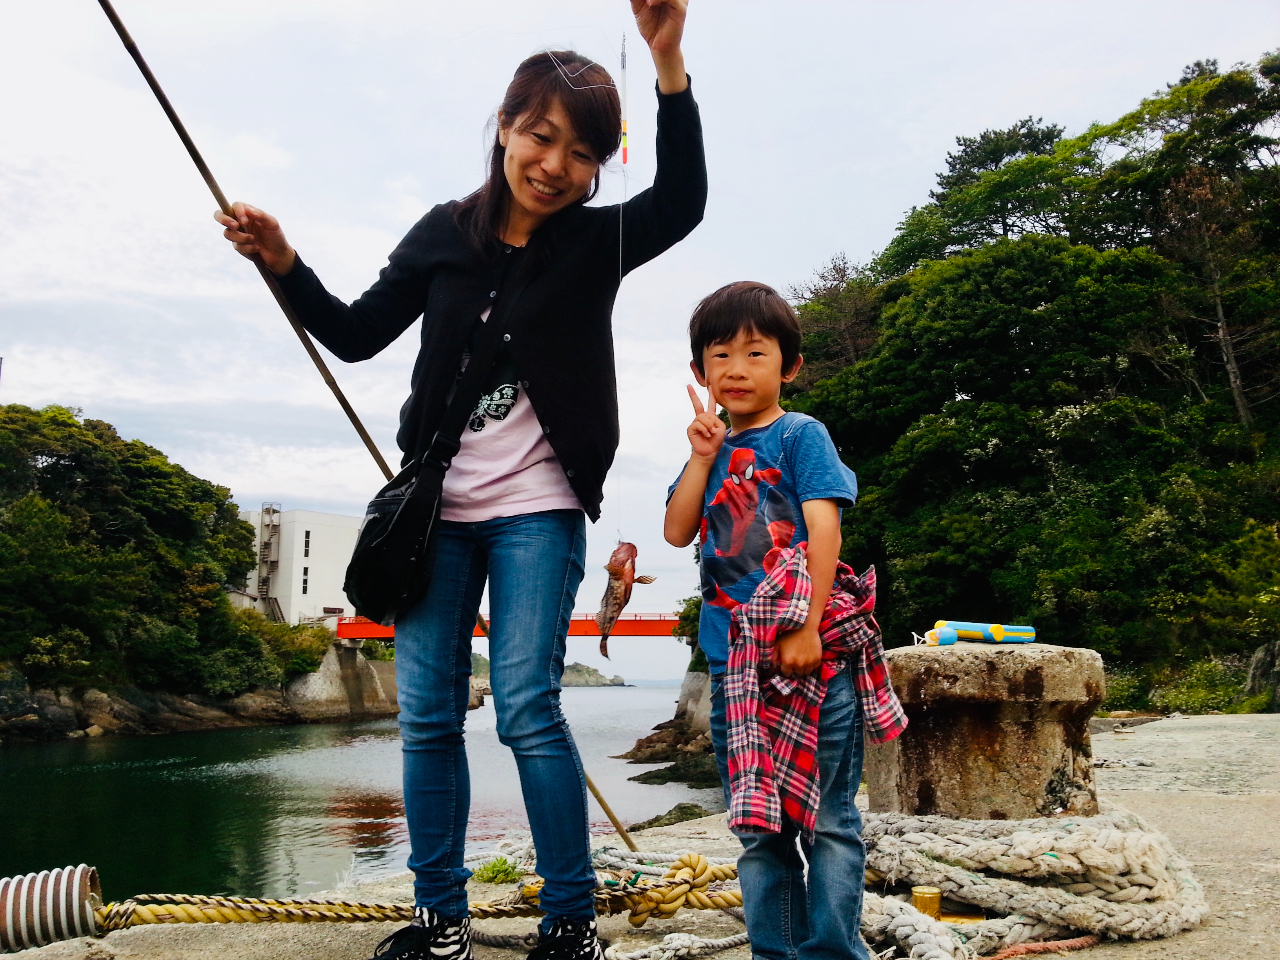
[96,0,394,482]
[99,2,642,854]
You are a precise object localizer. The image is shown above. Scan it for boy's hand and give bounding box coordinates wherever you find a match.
[775,625,822,678]
[687,384,726,463]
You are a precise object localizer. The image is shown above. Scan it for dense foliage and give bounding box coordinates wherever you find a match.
[0,404,329,694]
[789,53,1280,667]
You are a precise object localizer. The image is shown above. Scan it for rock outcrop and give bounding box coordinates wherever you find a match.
[0,644,398,744]
[285,643,396,721]
[561,662,625,687]
[1245,640,1280,712]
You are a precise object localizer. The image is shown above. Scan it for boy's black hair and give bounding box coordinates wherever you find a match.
[688,281,802,375]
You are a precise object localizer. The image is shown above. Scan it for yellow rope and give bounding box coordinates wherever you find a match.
[93,855,741,933]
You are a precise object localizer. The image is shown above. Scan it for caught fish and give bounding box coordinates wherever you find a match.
[595,541,656,658]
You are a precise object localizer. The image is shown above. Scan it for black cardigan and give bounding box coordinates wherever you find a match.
[275,83,707,523]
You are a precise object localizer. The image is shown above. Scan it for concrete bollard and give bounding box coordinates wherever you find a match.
[865,642,1104,819]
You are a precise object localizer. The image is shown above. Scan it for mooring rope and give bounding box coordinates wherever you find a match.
[13,808,1206,959]
[90,854,740,934]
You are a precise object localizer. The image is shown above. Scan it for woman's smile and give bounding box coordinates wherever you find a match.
[526,175,565,199]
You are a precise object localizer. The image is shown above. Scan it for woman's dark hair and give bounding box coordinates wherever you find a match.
[456,51,621,254]
[688,282,803,375]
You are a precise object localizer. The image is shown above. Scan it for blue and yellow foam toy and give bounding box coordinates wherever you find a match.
[920,621,1036,645]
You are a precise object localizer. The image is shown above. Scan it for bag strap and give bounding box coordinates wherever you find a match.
[417,251,536,478]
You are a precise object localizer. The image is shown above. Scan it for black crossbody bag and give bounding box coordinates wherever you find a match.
[344,255,535,625]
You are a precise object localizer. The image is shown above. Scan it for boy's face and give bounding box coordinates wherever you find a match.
[693,329,801,418]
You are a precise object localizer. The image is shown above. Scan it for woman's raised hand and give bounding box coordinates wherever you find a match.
[686,382,725,463]
[213,202,297,276]
[631,0,688,94]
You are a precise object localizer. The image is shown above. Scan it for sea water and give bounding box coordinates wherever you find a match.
[0,685,719,901]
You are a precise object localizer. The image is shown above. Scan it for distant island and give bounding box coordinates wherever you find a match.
[472,653,624,687]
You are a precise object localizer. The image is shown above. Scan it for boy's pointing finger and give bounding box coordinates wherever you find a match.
[687,383,705,415]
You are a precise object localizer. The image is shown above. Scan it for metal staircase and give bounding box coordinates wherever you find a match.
[257,504,284,622]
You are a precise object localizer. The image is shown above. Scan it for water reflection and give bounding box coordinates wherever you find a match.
[0,687,719,901]
[328,793,408,860]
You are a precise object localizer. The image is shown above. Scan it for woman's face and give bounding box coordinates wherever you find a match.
[499,98,601,226]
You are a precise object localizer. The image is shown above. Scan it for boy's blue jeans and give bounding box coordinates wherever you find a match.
[710,665,871,960]
[394,509,596,925]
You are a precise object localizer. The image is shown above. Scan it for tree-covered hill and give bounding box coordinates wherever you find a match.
[0,404,328,695]
[789,53,1280,666]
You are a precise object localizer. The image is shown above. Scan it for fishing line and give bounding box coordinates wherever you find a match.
[546,51,619,91]
[615,33,628,538]
[545,32,632,541]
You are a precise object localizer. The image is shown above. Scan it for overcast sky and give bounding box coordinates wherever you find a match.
[2,0,1276,679]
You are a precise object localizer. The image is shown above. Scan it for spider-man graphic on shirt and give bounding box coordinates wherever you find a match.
[700,448,796,612]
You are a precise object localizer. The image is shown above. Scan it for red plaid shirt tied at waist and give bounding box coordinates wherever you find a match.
[724,544,907,835]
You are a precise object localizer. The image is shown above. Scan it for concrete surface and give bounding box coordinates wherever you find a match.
[866,642,1104,818]
[20,715,1280,960]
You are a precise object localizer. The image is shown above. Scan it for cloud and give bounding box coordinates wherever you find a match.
[4,0,1277,677]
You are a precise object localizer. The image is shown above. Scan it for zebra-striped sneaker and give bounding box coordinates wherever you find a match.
[368,906,471,960]
[527,918,605,960]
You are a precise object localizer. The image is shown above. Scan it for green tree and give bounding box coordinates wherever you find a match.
[0,404,272,695]
[793,236,1280,662]
[787,254,886,390]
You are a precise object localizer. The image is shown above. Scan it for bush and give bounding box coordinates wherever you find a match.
[1101,666,1152,712]
[363,640,395,662]
[1229,692,1274,714]
[674,594,701,646]
[1150,658,1249,714]
[21,628,91,687]
[233,609,333,680]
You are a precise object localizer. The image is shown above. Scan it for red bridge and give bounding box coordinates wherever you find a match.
[336,613,683,640]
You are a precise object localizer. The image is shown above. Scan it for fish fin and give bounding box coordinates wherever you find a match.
[635,575,656,585]
[595,610,607,631]
[600,637,610,659]
[604,562,625,577]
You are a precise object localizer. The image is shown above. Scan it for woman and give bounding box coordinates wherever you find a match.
[216,2,704,959]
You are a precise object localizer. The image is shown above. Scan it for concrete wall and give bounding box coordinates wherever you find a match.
[285,643,396,721]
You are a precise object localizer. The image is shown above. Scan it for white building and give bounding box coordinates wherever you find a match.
[231,505,362,624]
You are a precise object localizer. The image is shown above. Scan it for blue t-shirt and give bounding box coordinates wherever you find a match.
[667,412,858,674]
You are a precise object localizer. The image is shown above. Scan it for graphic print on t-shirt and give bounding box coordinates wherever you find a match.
[700,447,797,611]
[469,383,519,432]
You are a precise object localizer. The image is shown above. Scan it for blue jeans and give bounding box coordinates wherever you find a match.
[710,665,871,960]
[394,509,595,925]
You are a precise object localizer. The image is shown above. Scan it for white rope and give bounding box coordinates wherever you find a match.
[862,809,1208,948]
[605,931,752,960]
[467,806,1206,956]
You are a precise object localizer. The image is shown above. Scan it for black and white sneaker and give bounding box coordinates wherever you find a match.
[368,906,472,960]
[528,917,605,960]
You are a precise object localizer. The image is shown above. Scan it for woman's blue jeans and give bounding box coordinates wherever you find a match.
[394,509,595,925]
[709,665,871,960]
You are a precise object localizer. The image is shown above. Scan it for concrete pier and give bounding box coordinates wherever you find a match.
[865,641,1104,819]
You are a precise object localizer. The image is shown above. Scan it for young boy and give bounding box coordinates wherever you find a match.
[665,281,896,960]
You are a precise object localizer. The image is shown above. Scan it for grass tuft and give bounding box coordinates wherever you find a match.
[471,856,525,884]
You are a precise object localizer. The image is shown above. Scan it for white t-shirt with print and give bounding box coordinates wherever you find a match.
[439,307,581,522]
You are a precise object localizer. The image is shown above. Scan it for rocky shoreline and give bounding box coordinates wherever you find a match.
[0,647,633,745]
[0,643,397,745]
